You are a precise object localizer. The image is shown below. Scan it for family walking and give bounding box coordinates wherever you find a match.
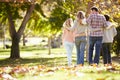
[62,7,117,67]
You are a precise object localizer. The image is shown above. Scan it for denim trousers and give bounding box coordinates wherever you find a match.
[102,43,112,64]
[75,36,86,65]
[88,36,103,64]
[63,41,74,66]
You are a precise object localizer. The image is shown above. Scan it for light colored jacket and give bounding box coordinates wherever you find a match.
[62,28,75,43]
[70,19,88,37]
[102,21,117,43]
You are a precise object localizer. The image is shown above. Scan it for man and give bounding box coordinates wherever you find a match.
[87,7,108,66]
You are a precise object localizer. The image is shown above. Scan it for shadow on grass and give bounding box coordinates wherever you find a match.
[0,56,76,67]
[0,49,10,52]
[112,56,120,64]
[20,45,46,52]
[0,56,119,67]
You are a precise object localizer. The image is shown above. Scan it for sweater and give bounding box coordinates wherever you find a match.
[62,28,75,43]
[70,19,88,37]
[102,21,117,43]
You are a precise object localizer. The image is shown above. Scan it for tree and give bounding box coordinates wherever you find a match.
[0,0,35,58]
[0,16,8,49]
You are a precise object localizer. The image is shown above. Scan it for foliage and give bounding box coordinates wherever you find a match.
[0,46,120,80]
[0,64,120,80]
[0,0,120,57]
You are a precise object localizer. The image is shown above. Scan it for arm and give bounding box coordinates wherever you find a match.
[106,23,116,30]
[113,27,117,37]
[62,28,66,43]
[86,14,92,25]
[66,20,77,31]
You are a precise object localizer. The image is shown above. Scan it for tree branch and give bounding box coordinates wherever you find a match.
[18,3,35,38]
[6,3,16,38]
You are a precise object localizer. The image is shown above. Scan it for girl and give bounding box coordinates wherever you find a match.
[102,15,117,67]
[62,18,75,66]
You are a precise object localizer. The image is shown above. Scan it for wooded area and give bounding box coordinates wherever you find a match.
[0,0,120,59]
[0,0,120,80]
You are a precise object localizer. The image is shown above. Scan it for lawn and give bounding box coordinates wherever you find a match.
[0,45,120,80]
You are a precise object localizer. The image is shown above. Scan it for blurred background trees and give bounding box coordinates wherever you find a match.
[0,0,120,58]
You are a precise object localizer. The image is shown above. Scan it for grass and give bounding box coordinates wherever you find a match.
[0,46,76,67]
[0,45,120,80]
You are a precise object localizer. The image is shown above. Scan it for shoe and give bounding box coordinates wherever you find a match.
[104,64,108,67]
[76,64,83,67]
[79,64,83,67]
[93,63,98,67]
[90,63,98,67]
[108,63,112,66]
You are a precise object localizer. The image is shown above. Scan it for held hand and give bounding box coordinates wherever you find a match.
[79,32,86,36]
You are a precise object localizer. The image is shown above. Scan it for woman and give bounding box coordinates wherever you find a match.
[62,18,75,66]
[68,11,88,66]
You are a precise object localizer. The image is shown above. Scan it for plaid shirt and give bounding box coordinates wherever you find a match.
[87,13,107,36]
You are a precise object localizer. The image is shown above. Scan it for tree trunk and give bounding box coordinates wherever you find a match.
[10,34,20,58]
[23,33,26,46]
[48,36,51,55]
[3,24,6,49]
[6,3,35,59]
[86,0,95,17]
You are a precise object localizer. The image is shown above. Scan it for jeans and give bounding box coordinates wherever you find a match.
[75,36,86,65]
[88,36,103,64]
[63,41,74,66]
[102,43,112,64]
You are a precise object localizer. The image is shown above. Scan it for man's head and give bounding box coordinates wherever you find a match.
[91,7,98,13]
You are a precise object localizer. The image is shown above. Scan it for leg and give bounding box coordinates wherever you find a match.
[102,43,108,64]
[94,37,102,64]
[80,37,86,64]
[75,37,81,64]
[107,43,112,64]
[64,42,73,66]
[88,36,95,64]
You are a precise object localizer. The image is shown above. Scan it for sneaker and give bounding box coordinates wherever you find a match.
[93,63,98,67]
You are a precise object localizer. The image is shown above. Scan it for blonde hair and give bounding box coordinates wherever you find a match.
[63,18,73,28]
[76,11,85,25]
[76,11,85,19]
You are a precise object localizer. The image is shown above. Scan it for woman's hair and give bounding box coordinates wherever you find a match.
[104,15,110,21]
[63,18,73,28]
[76,11,85,25]
[76,11,85,19]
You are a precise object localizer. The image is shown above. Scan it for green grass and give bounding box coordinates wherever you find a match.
[0,46,76,67]
[0,45,120,80]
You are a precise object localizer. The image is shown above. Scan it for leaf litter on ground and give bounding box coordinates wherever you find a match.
[0,63,120,80]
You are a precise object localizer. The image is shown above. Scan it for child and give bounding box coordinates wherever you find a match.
[102,15,117,66]
[62,18,75,66]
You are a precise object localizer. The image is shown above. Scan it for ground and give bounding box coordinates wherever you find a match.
[0,47,120,80]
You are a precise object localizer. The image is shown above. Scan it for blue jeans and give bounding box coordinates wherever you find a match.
[75,36,86,65]
[102,43,112,64]
[88,36,103,64]
[63,41,74,66]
